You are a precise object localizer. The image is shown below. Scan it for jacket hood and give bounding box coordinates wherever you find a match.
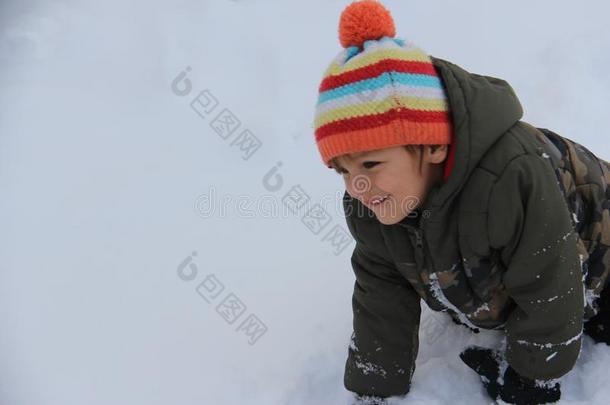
[424,56,524,210]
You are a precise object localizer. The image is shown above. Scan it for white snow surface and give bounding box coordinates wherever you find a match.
[1,1,610,404]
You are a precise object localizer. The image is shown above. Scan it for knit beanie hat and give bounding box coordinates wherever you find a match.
[313,0,454,169]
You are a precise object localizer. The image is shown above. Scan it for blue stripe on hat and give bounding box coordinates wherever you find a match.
[317,72,442,105]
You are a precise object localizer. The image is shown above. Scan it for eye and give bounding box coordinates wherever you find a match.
[362,161,380,169]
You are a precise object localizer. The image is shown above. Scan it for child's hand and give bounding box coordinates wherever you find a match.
[459,346,561,404]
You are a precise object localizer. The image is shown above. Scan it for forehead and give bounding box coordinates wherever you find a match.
[337,150,376,164]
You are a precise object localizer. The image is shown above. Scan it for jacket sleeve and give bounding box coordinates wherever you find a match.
[488,153,584,381]
[343,194,422,398]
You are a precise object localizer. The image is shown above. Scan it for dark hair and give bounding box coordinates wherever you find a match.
[403,145,446,174]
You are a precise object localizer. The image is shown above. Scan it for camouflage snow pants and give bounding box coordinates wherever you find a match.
[538,127,610,341]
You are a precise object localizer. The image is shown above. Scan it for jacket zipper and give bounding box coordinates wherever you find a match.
[399,222,427,273]
[413,227,426,271]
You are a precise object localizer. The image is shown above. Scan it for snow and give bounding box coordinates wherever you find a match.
[585,288,601,310]
[516,331,583,350]
[354,359,388,379]
[471,302,490,317]
[1,0,610,404]
[531,230,574,256]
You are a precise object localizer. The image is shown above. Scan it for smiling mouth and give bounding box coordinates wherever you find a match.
[369,195,390,206]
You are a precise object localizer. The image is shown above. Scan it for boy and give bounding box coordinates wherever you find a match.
[313,1,610,404]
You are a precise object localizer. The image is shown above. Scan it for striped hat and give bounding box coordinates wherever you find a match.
[314,0,453,168]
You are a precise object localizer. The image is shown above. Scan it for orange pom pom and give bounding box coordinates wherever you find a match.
[339,0,396,49]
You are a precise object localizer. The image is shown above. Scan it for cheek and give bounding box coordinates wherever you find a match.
[382,172,426,205]
[378,170,417,194]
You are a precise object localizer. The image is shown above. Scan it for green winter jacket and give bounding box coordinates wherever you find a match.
[342,56,610,398]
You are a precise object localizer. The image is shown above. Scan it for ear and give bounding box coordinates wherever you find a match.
[424,145,448,164]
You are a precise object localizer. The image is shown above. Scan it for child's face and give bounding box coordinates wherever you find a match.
[334,145,447,225]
